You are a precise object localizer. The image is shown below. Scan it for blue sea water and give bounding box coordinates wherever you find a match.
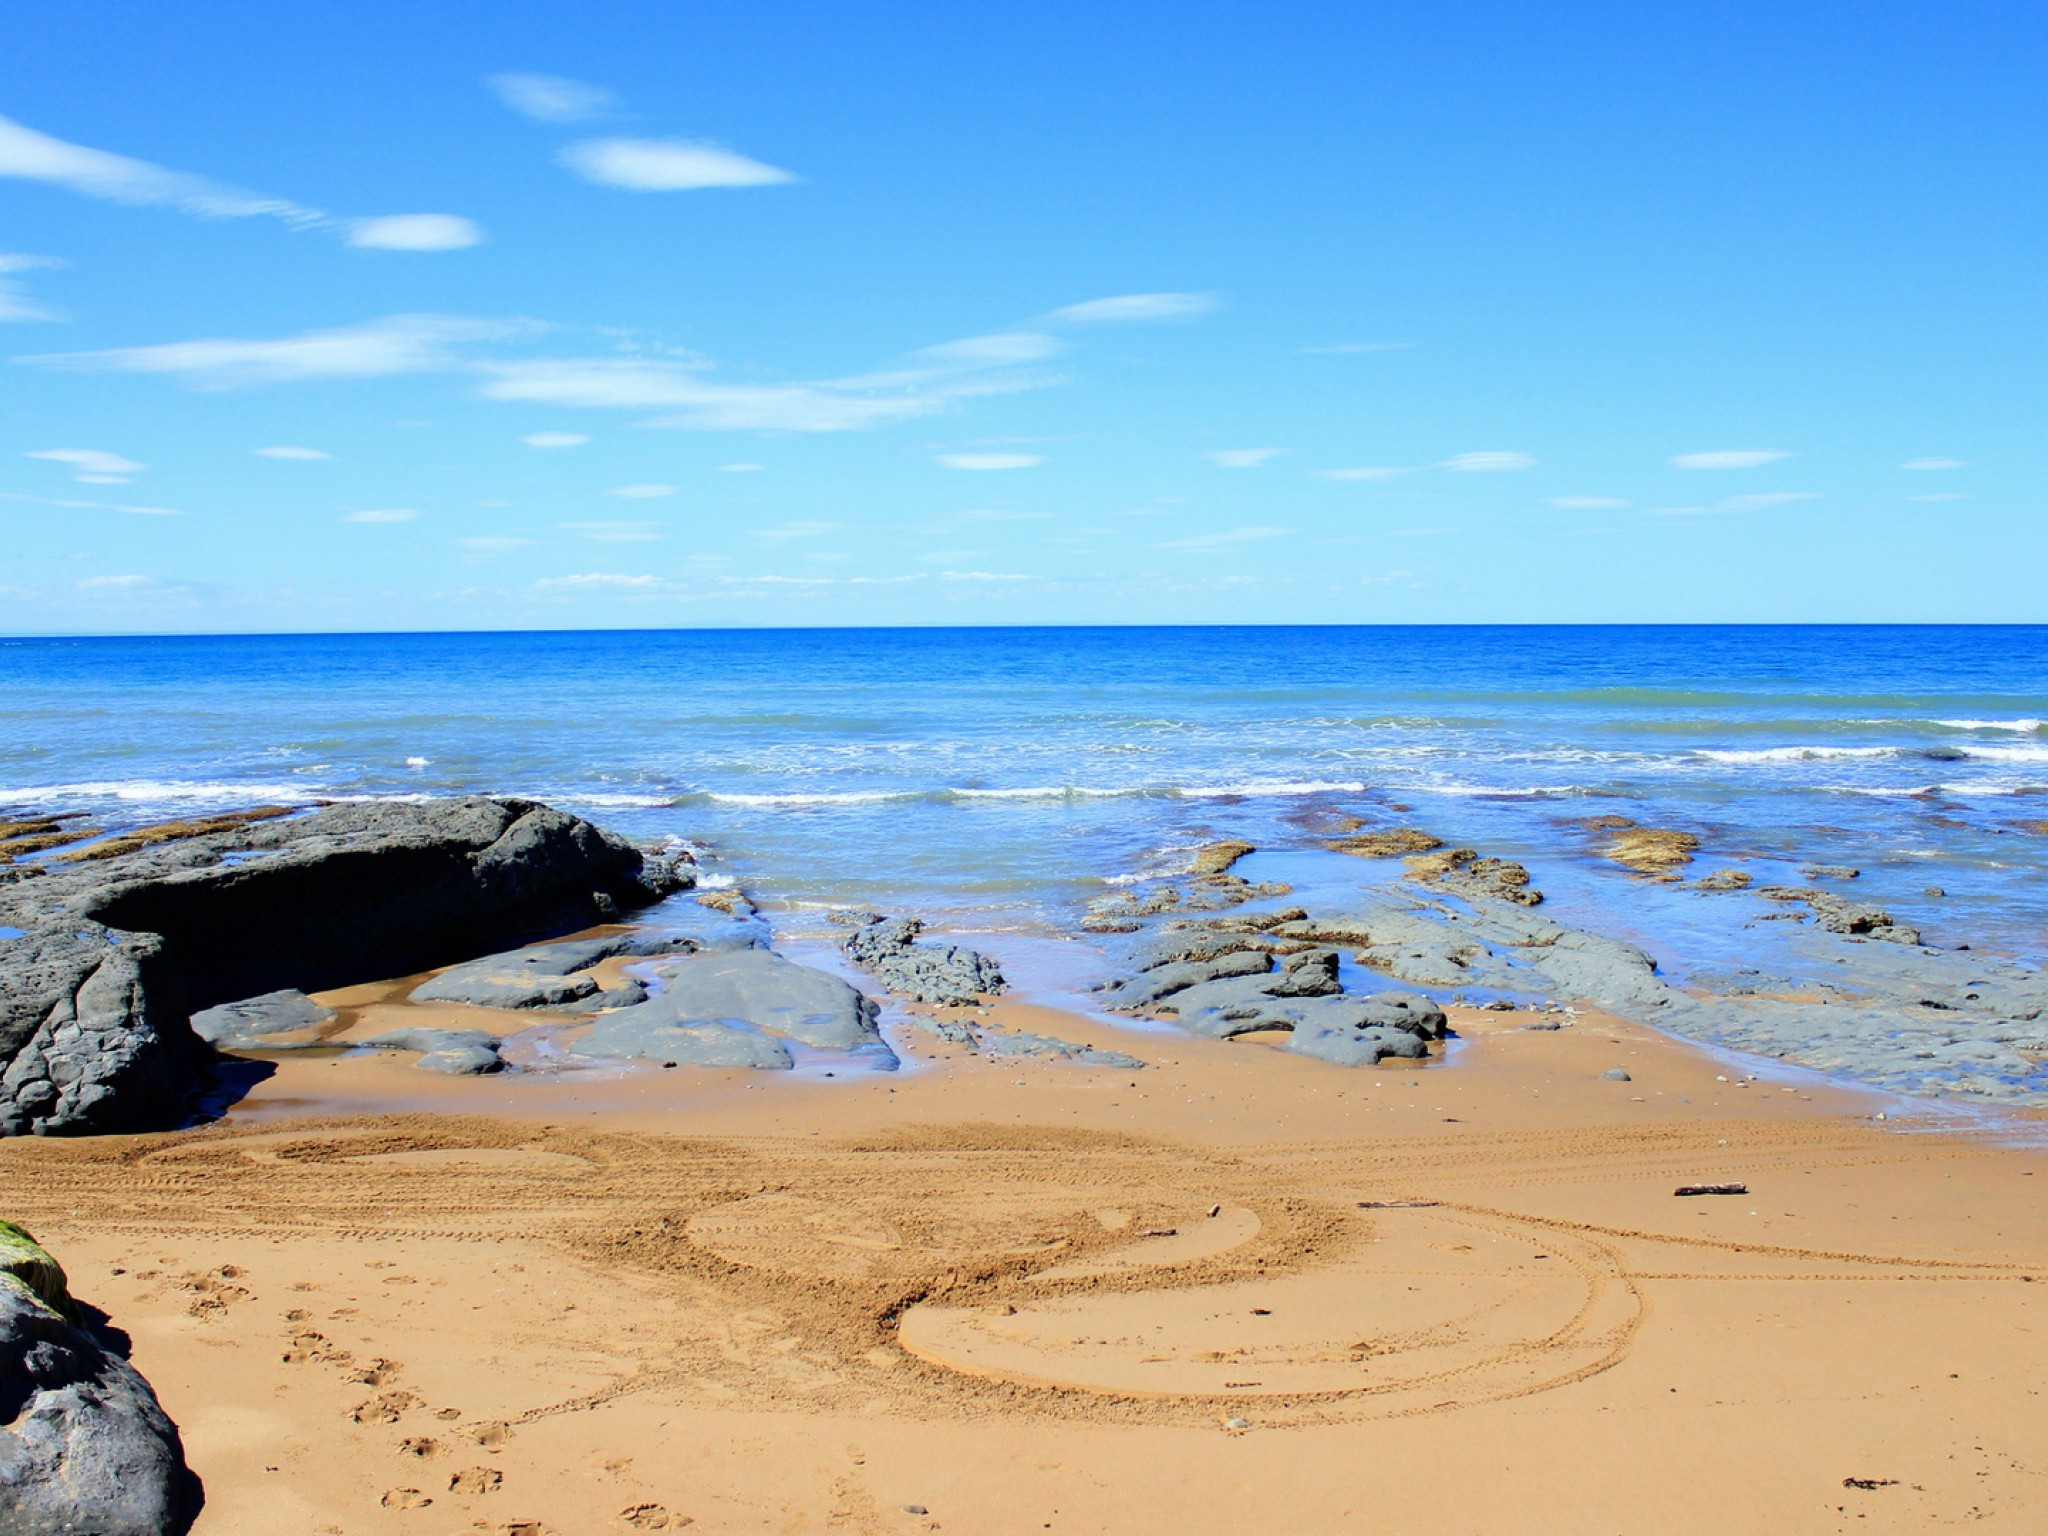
[3,625,2046,1000]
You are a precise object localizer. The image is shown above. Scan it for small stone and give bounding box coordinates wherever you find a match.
[1600,1068,1632,1082]
[1224,1417,1251,1430]
[904,1504,929,1515]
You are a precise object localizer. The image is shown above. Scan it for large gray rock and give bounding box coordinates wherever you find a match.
[974,1030,1145,1069]
[189,989,335,1049]
[0,797,690,1135]
[0,1282,190,1536]
[836,914,1006,1006]
[575,951,888,1069]
[1097,947,1272,1009]
[0,928,194,1139]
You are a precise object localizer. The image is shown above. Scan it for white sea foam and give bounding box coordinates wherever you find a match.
[404,756,431,768]
[704,789,915,807]
[0,778,317,804]
[1696,746,1895,764]
[1177,779,1367,798]
[1936,718,2043,733]
[948,785,1137,800]
[564,792,680,808]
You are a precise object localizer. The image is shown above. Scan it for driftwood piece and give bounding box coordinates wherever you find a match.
[1674,1183,1749,1197]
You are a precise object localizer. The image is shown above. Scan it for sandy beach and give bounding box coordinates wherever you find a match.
[7,983,2045,1535]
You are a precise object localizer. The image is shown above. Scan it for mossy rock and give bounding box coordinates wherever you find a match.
[0,1218,76,1321]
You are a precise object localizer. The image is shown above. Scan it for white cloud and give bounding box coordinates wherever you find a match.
[0,113,480,254]
[936,453,1042,470]
[254,445,331,460]
[1205,448,1283,469]
[1156,524,1293,550]
[489,73,617,123]
[348,214,484,251]
[342,508,419,523]
[1908,492,1968,503]
[608,483,676,498]
[1441,451,1537,472]
[1546,496,1630,509]
[1901,457,1967,470]
[755,520,840,540]
[0,252,62,322]
[1315,466,1407,482]
[0,490,179,516]
[719,462,763,472]
[27,448,145,482]
[917,332,1062,364]
[558,138,796,191]
[531,572,667,593]
[0,111,322,224]
[1299,341,1414,355]
[24,313,527,388]
[560,520,662,541]
[76,573,153,589]
[1671,449,1791,470]
[522,431,589,448]
[1048,292,1215,324]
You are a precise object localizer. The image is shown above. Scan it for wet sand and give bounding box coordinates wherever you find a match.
[5,999,2047,1534]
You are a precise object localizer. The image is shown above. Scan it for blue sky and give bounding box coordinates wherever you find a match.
[2,0,2041,631]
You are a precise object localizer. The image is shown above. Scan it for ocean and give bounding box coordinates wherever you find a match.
[5,625,2046,1084]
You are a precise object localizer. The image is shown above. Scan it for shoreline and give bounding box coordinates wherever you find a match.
[7,987,2046,1533]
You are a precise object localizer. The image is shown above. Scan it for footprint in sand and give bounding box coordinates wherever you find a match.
[620,1504,687,1530]
[450,1466,504,1495]
[350,1389,419,1424]
[380,1487,431,1509]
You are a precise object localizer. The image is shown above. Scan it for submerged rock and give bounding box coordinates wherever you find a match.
[835,913,1006,1006]
[0,797,689,1136]
[974,1030,1145,1069]
[0,1226,191,1536]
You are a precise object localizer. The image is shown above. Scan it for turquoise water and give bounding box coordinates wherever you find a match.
[3,626,2045,987]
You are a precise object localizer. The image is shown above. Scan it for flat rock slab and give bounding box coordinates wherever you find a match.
[409,935,674,1011]
[360,1027,506,1075]
[190,988,336,1048]
[975,1030,1145,1069]
[0,1283,190,1536]
[575,950,888,1069]
[837,914,1007,1006]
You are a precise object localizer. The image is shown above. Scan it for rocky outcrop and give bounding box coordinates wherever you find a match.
[0,797,690,1135]
[360,1027,506,1075]
[189,989,336,1049]
[0,1224,191,1536]
[833,913,1007,1006]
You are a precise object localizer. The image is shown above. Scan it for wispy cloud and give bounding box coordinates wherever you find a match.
[1047,292,1215,325]
[532,572,666,592]
[489,73,618,123]
[1205,447,1283,469]
[0,252,63,322]
[253,445,331,460]
[1156,524,1293,550]
[1441,451,1536,472]
[936,452,1042,470]
[342,508,419,523]
[1546,495,1630,509]
[22,314,530,388]
[1901,457,1967,471]
[755,520,840,540]
[24,313,1062,433]
[522,431,589,448]
[719,462,763,472]
[1298,342,1414,355]
[347,214,484,251]
[559,138,796,191]
[1908,492,1968,503]
[0,113,481,252]
[1671,449,1791,470]
[606,483,676,499]
[1314,466,1406,482]
[0,489,180,516]
[27,447,145,483]
[458,535,536,553]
